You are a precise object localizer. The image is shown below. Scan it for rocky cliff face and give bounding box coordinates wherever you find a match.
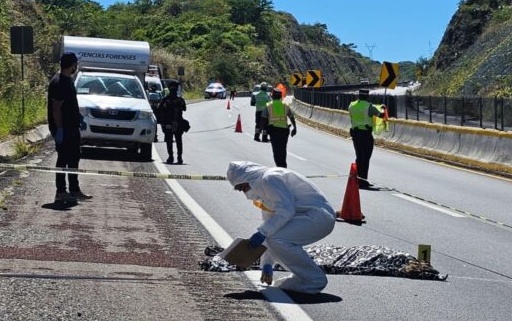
[275,12,380,86]
[422,0,512,97]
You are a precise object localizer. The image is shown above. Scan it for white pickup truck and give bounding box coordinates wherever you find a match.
[59,36,157,160]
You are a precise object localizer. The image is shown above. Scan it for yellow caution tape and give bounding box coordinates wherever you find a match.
[0,163,346,180]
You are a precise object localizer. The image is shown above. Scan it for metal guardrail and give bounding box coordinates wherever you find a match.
[293,86,512,131]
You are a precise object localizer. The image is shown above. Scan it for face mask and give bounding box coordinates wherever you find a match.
[244,189,259,201]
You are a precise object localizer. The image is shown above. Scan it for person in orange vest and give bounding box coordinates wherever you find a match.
[261,88,297,168]
[348,89,386,189]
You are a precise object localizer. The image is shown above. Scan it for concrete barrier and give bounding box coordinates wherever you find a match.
[290,98,512,177]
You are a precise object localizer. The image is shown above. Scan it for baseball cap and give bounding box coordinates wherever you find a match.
[359,89,370,95]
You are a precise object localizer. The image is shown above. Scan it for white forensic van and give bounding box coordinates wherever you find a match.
[59,36,156,160]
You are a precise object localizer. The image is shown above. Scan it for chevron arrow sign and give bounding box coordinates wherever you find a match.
[306,70,323,88]
[291,73,304,86]
[379,61,399,89]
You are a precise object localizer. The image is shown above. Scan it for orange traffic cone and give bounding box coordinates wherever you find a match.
[336,162,365,225]
[235,114,242,133]
[227,100,231,110]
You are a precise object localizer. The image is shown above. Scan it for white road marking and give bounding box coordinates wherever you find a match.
[393,193,466,218]
[288,152,307,161]
[152,146,314,321]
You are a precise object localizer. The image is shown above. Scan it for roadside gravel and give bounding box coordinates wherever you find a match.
[0,137,284,321]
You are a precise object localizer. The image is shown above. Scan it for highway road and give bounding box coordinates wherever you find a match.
[153,97,512,321]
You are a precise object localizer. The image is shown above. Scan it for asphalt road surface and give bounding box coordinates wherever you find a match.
[154,97,512,321]
[0,95,511,321]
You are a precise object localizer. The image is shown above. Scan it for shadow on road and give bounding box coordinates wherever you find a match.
[224,290,342,304]
[80,146,153,162]
[41,201,78,211]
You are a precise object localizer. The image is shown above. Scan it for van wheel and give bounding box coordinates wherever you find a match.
[140,143,152,161]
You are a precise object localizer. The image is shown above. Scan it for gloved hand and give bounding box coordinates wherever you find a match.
[260,264,273,285]
[54,128,64,145]
[79,115,87,131]
[291,127,297,137]
[248,231,265,248]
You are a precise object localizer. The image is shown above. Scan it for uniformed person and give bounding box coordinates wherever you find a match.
[252,82,272,142]
[157,80,187,164]
[261,88,297,168]
[348,89,386,189]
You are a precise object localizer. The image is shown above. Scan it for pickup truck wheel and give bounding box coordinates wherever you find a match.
[140,143,152,161]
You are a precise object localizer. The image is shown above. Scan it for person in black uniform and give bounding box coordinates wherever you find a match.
[157,80,187,164]
[47,52,91,203]
[261,88,297,168]
[348,89,386,189]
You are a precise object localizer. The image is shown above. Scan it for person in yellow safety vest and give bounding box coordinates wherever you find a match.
[261,88,297,168]
[253,82,272,142]
[348,89,386,190]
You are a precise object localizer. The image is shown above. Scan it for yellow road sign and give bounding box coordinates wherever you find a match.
[379,61,399,89]
[291,73,304,86]
[306,70,323,88]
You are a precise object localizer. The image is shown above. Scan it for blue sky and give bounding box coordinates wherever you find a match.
[96,0,460,63]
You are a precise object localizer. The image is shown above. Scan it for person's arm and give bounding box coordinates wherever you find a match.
[258,175,296,237]
[287,107,297,136]
[368,104,385,118]
[52,100,64,129]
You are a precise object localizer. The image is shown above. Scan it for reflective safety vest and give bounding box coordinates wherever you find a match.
[349,100,373,129]
[255,91,271,111]
[267,100,288,128]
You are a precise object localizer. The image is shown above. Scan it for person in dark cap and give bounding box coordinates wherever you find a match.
[47,51,91,204]
[261,87,297,168]
[156,80,187,164]
[348,89,386,189]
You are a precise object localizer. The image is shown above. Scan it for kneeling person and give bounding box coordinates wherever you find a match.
[227,161,336,294]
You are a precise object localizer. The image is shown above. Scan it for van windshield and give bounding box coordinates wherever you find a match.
[76,74,146,99]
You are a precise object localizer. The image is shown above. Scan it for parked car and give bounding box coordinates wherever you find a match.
[145,76,164,93]
[204,83,227,99]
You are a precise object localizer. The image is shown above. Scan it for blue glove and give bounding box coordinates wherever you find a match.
[79,115,87,131]
[262,264,273,275]
[260,264,273,285]
[249,231,265,248]
[54,128,64,145]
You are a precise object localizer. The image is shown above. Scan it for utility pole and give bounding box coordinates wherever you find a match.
[365,43,376,60]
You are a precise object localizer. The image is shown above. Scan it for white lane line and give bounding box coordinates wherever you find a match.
[152,146,313,321]
[393,193,466,218]
[288,152,307,161]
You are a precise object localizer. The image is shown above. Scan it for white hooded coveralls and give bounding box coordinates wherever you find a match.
[227,161,336,294]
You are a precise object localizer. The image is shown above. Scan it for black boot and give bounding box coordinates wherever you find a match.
[177,155,183,164]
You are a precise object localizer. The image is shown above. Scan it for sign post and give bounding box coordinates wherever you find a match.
[10,26,34,127]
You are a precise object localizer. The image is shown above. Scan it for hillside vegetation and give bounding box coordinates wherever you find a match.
[3,0,511,141]
[420,0,512,97]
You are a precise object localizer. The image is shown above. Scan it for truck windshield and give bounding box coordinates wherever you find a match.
[76,74,145,99]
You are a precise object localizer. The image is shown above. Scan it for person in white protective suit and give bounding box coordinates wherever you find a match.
[226,161,336,294]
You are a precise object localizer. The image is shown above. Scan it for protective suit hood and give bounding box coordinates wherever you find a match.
[226,161,267,188]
